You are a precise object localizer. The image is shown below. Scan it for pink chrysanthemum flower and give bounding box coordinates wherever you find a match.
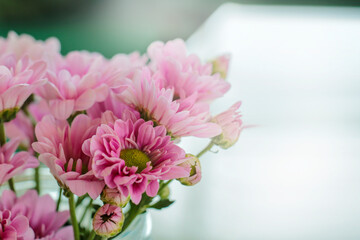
[0,209,31,240]
[212,101,243,149]
[0,31,60,64]
[0,32,60,121]
[87,92,139,121]
[84,118,190,204]
[37,51,127,120]
[0,190,73,240]
[93,204,124,237]
[120,68,222,138]
[0,138,39,186]
[148,39,230,102]
[0,57,46,122]
[108,52,147,80]
[32,114,105,199]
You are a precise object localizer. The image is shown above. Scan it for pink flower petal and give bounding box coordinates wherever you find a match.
[49,99,75,120]
[74,89,96,111]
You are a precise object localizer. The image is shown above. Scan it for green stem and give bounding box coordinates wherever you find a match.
[121,194,152,234]
[121,202,141,234]
[1,120,16,194]
[68,193,80,240]
[0,120,5,145]
[79,198,93,225]
[76,195,87,207]
[120,180,174,235]
[196,141,215,158]
[22,107,36,126]
[56,188,62,211]
[34,167,40,194]
[8,178,16,193]
[88,230,97,240]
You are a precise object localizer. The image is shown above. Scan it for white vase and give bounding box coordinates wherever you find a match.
[113,212,152,240]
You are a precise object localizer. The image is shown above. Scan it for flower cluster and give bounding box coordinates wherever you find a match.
[0,190,72,240]
[0,32,243,239]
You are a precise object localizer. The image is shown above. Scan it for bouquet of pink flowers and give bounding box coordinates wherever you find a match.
[0,32,243,240]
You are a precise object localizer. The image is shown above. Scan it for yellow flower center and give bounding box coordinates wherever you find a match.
[120,149,150,173]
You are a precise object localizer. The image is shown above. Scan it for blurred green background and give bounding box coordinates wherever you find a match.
[0,0,359,57]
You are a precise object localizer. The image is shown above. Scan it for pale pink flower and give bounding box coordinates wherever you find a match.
[210,54,230,79]
[178,154,202,186]
[0,57,46,121]
[28,98,52,122]
[101,187,130,208]
[37,51,126,120]
[4,111,34,149]
[87,92,139,121]
[84,118,190,204]
[0,209,32,240]
[0,31,60,64]
[0,138,39,186]
[0,190,73,240]
[0,32,59,122]
[32,114,105,199]
[120,68,222,138]
[93,204,124,237]
[108,51,147,80]
[148,39,230,102]
[212,101,243,149]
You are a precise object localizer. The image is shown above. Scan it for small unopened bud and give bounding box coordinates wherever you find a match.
[178,154,202,186]
[210,54,230,79]
[212,102,243,149]
[101,187,130,208]
[93,204,124,238]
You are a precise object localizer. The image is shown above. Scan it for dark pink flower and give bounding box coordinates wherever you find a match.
[32,114,105,199]
[0,190,73,240]
[84,118,190,204]
[0,209,32,240]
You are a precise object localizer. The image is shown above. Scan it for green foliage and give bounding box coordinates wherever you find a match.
[149,199,175,210]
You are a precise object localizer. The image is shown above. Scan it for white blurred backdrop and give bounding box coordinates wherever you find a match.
[150,3,360,240]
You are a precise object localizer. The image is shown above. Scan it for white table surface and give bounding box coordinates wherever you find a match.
[151,3,360,240]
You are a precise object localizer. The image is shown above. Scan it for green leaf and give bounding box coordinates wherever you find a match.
[149,199,175,210]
